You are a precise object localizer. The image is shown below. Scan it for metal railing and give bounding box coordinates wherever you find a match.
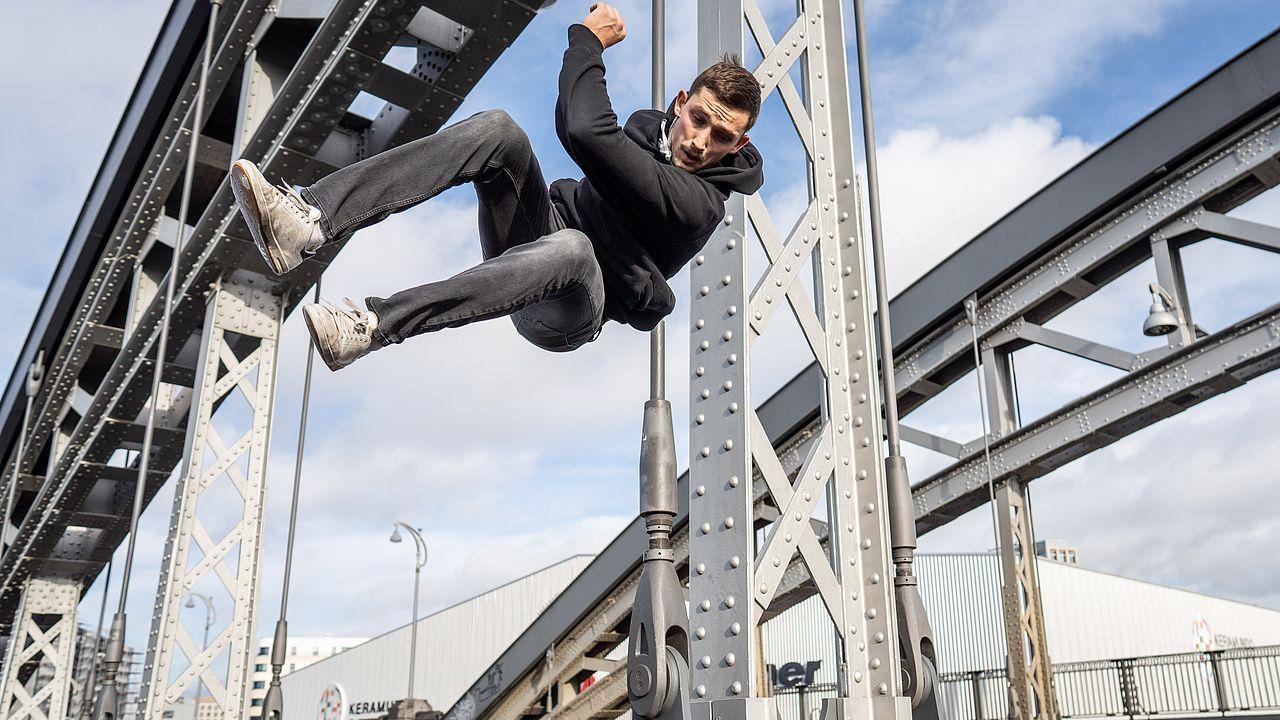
[936,645,1280,719]
[766,645,1280,720]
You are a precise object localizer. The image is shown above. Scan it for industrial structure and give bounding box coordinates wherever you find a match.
[274,552,1280,720]
[0,0,1277,719]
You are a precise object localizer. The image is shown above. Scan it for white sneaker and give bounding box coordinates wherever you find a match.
[302,299,379,372]
[230,159,326,276]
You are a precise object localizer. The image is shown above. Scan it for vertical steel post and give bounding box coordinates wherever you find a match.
[691,3,907,720]
[97,4,222,717]
[138,271,283,719]
[1,352,43,559]
[982,348,1057,720]
[0,577,80,719]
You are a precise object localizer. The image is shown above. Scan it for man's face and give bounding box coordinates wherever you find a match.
[668,88,751,172]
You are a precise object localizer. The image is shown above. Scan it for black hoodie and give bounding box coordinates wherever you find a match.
[551,24,765,331]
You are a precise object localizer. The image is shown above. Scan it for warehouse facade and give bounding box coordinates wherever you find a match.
[281,552,1280,719]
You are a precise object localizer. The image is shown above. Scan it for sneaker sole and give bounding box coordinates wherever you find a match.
[230,161,291,276]
[302,305,347,372]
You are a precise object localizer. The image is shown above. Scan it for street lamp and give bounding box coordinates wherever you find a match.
[183,592,216,707]
[1143,282,1181,337]
[389,522,427,702]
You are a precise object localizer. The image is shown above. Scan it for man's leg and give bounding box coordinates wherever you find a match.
[368,228,606,352]
[303,109,556,249]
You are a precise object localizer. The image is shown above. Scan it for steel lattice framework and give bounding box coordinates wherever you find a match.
[689,0,904,718]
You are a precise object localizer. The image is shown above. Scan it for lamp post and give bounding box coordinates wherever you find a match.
[183,592,216,707]
[390,522,427,702]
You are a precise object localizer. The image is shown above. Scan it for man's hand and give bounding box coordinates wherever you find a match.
[583,3,626,50]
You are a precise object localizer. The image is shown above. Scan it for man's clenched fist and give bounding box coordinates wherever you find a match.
[583,3,626,49]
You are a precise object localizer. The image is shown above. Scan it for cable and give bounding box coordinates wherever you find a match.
[97,3,222,717]
[262,279,323,720]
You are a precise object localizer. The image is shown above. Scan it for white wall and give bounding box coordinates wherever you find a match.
[280,555,592,720]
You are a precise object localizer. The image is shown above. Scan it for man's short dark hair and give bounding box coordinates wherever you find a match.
[690,54,761,132]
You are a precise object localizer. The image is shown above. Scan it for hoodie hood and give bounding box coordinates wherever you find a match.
[623,108,765,198]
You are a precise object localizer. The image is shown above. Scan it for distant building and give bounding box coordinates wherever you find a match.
[1036,539,1079,565]
[247,636,368,717]
[279,556,594,720]
[273,552,1280,720]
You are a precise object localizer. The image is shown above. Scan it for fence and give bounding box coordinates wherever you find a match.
[768,645,1280,720]
[937,644,1280,719]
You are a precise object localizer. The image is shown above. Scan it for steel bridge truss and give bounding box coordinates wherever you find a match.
[0,0,545,715]
[443,38,1280,720]
[690,0,904,719]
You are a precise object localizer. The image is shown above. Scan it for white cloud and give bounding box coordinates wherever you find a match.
[872,0,1182,132]
[877,115,1094,293]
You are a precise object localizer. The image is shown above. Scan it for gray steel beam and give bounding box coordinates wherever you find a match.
[911,303,1280,533]
[0,576,80,719]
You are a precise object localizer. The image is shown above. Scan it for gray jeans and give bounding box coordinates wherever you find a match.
[301,110,606,352]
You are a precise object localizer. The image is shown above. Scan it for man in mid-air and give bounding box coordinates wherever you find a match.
[230,3,763,370]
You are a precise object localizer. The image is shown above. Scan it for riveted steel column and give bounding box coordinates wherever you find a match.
[0,576,80,719]
[983,349,1056,720]
[138,271,282,720]
[692,2,905,720]
[690,1,761,717]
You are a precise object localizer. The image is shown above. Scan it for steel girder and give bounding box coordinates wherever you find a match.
[0,0,544,631]
[0,577,79,719]
[137,273,282,718]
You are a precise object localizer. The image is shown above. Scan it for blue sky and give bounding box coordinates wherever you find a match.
[1,0,1279,685]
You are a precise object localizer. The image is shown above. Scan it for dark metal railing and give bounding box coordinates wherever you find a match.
[936,644,1280,719]
[766,645,1280,720]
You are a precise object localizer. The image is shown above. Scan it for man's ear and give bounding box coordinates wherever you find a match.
[731,132,750,154]
[673,88,690,116]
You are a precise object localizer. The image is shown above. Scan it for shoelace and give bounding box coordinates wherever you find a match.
[324,297,370,335]
[275,181,313,220]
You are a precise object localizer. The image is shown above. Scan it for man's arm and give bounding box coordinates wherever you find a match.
[555,6,722,233]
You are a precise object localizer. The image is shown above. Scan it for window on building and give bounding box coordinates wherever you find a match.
[254,664,267,672]
[289,663,295,672]
[252,699,263,707]
[258,646,268,656]
[253,681,265,689]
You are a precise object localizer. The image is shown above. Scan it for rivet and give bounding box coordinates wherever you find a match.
[701,655,712,668]
[724,215,734,225]
[725,595,736,608]
[700,286,710,296]
[871,573,881,584]
[696,366,705,376]
[730,555,741,568]
[696,319,705,329]
[726,652,737,666]
[772,557,780,567]
[701,340,710,350]
[723,330,733,341]
[696,563,706,574]
[731,681,742,695]
[696,685,707,697]
[696,627,706,639]
[696,254,705,265]
[724,516,735,528]
[728,353,738,364]
[701,599,711,611]
[696,484,706,495]
[722,274,732,286]
[723,381,733,391]
[729,402,739,413]
[730,475,740,487]
[701,389,711,400]
[874,632,885,643]
[701,522,711,534]
[730,621,742,635]
[866,608,878,619]
[728,304,738,315]
[701,445,711,456]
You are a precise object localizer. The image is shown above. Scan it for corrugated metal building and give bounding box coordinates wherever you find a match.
[280,555,593,720]
[282,552,1280,719]
[762,553,1280,687]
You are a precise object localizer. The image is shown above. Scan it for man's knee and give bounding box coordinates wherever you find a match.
[546,230,597,273]
[475,109,531,158]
